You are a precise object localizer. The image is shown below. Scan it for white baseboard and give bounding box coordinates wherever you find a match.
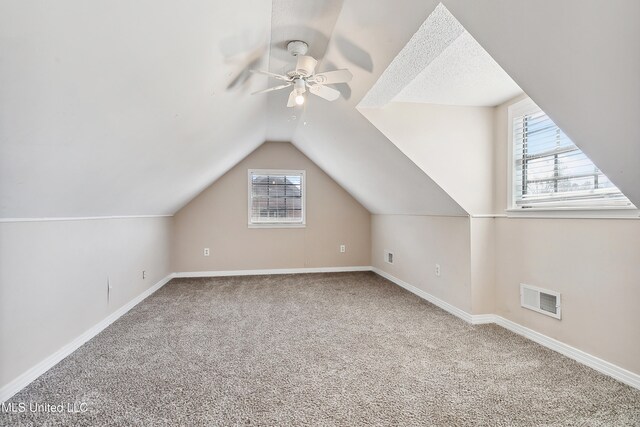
[468,313,496,325]
[0,273,175,403]
[371,268,640,390]
[371,267,476,324]
[493,315,640,390]
[3,267,638,402]
[174,266,372,278]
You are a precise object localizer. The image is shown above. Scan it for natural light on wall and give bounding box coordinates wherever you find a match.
[509,98,635,210]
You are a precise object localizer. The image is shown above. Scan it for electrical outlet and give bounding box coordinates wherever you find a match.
[204,248,210,256]
[142,270,146,279]
[340,244,346,253]
[384,250,394,264]
[435,264,441,277]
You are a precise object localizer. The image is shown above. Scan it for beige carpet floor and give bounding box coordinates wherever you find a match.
[3,272,640,426]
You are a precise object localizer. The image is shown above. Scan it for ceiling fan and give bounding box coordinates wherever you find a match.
[250,40,353,107]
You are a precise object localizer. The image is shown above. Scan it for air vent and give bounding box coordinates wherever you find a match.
[384,250,394,264]
[520,284,561,319]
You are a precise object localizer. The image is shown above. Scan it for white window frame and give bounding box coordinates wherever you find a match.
[507,98,638,218]
[247,169,306,228]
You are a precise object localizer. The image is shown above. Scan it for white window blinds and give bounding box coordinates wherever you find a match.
[248,170,305,226]
[511,99,633,209]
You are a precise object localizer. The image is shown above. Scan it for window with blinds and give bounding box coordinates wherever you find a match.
[248,170,305,227]
[509,98,633,209]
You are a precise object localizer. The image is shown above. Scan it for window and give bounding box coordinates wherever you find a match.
[509,98,634,210]
[248,169,305,227]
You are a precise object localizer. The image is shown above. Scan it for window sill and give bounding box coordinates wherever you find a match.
[248,223,306,229]
[505,207,640,220]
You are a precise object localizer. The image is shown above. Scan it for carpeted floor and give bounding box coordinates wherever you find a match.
[3,272,640,426]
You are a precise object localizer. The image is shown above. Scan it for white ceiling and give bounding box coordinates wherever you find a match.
[290,0,465,215]
[393,31,522,107]
[0,0,272,218]
[1,0,638,218]
[360,3,521,108]
[358,3,464,109]
[264,0,344,142]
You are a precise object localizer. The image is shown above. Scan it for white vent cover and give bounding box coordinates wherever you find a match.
[384,250,394,264]
[520,284,561,319]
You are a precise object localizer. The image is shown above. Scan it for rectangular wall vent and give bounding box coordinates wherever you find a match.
[520,284,561,319]
[384,250,394,264]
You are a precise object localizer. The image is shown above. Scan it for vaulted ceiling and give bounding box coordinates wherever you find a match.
[1,0,638,218]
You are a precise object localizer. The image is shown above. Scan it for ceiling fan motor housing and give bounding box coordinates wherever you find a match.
[295,56,316,77]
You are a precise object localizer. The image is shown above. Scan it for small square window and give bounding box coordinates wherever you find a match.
[248,169,305,228]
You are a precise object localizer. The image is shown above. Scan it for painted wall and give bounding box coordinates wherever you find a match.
[494,217,640,374]
[0,217,172,391]
[469,217,495,315]
[359,102,495,215]
[370,93,640,376]
[371,214,472,313]
[172,141,371,272]
[492,95,640,375]
[293,102,465,216]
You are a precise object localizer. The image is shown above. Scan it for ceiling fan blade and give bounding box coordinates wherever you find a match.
[287,90,297,107]
[308,84,341,101]
[251,83,292,95]
[312,69,353,85]
[249,69,291,81]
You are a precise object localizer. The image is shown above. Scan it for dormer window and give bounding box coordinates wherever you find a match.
[508,98,634,211]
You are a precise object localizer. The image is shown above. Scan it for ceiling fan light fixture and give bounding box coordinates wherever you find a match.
[251,41,353,107]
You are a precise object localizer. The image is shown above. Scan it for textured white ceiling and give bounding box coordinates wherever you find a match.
[393,31,522,107]
[358,3,463,109]
[361,3,521,108]
[1,0,638,218]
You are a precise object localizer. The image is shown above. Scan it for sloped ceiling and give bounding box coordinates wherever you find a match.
[392,30,521,107]
[290,0,465,215]
[443,0,640,206]
[356,3,514,216]
[0,0,271,218]
[264,0,343,142]
[2,0,638,218]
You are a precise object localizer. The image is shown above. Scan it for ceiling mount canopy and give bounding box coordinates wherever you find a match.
[286,40,308,56]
